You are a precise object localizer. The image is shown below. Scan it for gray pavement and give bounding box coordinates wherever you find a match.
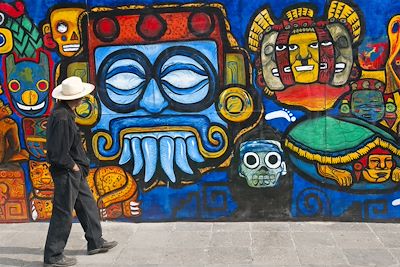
[1,221,400,267]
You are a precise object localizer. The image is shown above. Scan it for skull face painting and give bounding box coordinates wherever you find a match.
[47,7,84,57]
[239,140,287,188]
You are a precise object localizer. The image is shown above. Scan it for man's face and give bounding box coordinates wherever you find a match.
[68,97,83,109]
[288,32,320,83]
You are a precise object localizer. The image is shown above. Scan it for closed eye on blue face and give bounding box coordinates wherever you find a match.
[106,65,146,98]
[161,62,209,102]
[155,46,217,111]
[97,46,217,113]
[98,49,152,112]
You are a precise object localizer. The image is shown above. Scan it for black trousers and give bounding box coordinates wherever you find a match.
[44,169,103,263]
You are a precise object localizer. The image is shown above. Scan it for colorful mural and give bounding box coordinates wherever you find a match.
[0,0,400,222]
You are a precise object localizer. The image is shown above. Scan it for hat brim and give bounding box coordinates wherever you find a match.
[52,82,95,100]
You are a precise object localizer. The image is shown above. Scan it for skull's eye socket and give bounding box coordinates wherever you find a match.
[243,152,260,169]
[276,45,287,51]
[265,152,282,169]
[8,80,20,92]
[57,22,68,33]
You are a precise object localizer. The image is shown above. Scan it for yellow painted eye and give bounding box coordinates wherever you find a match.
[8,80,20,92]
[36,80,49,92]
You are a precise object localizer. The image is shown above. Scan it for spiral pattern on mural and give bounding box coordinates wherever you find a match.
[296,188,331,217]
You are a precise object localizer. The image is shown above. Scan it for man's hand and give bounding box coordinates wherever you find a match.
[72,164,80,172]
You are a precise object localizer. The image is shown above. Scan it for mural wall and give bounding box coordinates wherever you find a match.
[0,0,400,222]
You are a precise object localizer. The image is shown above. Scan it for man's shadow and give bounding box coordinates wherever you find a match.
[0,247,85,266]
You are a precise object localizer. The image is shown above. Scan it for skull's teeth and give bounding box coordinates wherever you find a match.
[251,175,278,187]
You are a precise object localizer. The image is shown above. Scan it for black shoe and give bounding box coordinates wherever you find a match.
[87,240,118,255]
[43,255,77,266]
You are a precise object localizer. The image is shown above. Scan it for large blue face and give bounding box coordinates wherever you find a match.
[92,41,229,185]
[5,52,51,117]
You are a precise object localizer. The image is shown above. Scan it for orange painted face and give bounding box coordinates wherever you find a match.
[362,154,394,182]
[49,8,84,57]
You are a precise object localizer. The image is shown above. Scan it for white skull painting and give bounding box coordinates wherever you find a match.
[239,140,287,188]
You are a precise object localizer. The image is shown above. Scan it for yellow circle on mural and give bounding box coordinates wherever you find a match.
[75,95,99,126]
[218,87,253,122]
[0,28,13,54]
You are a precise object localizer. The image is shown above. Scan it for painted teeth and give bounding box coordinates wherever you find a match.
[175,138,194,175]
[251,175,278,187]
[283,66,291,73]
[160,137,175,182]
[295,65,314,72]
[16,101,45,111]
[142,137,157,183]
[119,131,205,183]
[335,63,346,73]
[62,44,80,52]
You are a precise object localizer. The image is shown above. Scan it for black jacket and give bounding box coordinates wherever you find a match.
[46,101,90,176]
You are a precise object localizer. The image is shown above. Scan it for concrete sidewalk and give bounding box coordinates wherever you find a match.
[1,221,400,267]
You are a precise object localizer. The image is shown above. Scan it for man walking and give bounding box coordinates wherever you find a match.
[44,76,117,267]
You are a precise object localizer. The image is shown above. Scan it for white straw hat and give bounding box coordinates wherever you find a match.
[52,76,95,100]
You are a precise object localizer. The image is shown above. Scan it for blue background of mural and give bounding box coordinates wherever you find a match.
[292,173,400,220]
[2,0,400,221]
[22,0,400,44]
